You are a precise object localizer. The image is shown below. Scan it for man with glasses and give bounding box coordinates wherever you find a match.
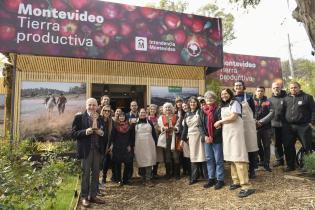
[71,98,107,207]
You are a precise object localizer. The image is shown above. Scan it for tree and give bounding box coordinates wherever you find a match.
[229,0,315,50]
[197,4,236,45]
[147,0,236,45]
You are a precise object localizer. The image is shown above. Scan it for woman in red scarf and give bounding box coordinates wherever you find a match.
[110,112,135,186]
[202,91,224,190]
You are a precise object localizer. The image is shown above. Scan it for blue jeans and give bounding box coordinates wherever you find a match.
[204,143,224,181]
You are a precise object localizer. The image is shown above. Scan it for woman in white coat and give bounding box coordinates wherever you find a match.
[214,88,255,198]
[134,108,157,187]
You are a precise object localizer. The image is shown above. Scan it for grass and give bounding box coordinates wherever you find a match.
[303,153,315,175]
[44,175,79,210]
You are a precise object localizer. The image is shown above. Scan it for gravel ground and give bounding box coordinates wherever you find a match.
[77,165,315,210]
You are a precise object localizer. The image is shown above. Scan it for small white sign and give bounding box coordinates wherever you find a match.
[135,37,147,51]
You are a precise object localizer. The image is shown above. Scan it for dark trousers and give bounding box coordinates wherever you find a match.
[257,129,272,166]
[282,123,313,168]
[81,148,101,199]
[113,161,133,183]
[248,151,258,173]
[191,162,207,181]
[273,127,285,161]
[103,154,116,182]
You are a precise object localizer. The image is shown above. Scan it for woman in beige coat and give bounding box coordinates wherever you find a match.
[214,89,255,198]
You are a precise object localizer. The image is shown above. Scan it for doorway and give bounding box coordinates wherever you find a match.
[92,84,146,113]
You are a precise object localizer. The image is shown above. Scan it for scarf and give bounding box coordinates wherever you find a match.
[203,104,217,138]
[116,121,129,134]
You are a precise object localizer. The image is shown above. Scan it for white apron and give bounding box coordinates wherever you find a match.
[221,105,248,162]
[241,93,259,152]
[134,122,157,167]
[186,113,205,162]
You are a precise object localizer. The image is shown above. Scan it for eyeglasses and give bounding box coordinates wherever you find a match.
[103,110,111,112]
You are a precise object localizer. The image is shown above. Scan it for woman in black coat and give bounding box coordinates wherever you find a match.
[111,112,135,185]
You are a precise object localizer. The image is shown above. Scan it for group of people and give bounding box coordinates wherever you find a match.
[71,81,315,207]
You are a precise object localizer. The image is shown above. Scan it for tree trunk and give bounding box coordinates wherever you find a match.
[292,0,315,50]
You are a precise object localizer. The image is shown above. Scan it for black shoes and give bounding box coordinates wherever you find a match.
[203,179,216,188]
[264,164,272,172]
[189,180,198,185]
[249,171,256,179]
[238,189,255,198]
[214,181,224,190]
[229,184,241,190]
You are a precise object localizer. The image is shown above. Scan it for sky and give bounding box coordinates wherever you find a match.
[22,81,82,92]
[103,0,314,61]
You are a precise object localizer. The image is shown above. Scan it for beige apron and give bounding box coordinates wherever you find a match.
[186,112,205,162]
[241,93,259,152]
[152,120,164,163]
[221,105,248,162]
[134,122,157,167]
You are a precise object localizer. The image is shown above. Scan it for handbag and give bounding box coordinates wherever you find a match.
[157,131,167,148]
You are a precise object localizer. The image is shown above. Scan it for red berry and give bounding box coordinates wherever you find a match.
[182,14,193,27]
[209,29,221,41]
[102,3,121,19]
[69,0,89,10]
[140,7,159,19]
[120,22,132,36]
[173,29,186,45]
[191,18,204,33]
[102,22,119,37]
[3,0,21,11]
[93,32,110,48]
[164,14,181,29]
[119,42,131,54]
[161,51,180,64]
[52,0,67,10]
[0,24,16,40]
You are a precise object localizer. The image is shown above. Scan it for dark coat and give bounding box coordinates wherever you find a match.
[71,111,108,159]
[269,90,286,127]
[110,124,135,163]
[254,96,272,130]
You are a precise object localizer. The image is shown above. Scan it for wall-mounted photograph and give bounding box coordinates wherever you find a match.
[20,81,86,141]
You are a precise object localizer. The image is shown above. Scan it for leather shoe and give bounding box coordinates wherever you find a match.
[89,197,105,204]
[229,184,241,190]
[82,198,90,207]
[189,180,198,185]
[214,180,225,190]
[203,179,216,188]
[238,189,255,198]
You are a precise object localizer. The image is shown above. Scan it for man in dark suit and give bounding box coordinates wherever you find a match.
[72,98,107,207]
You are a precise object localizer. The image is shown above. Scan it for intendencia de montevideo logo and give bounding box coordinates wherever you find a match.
[16,3,105,47]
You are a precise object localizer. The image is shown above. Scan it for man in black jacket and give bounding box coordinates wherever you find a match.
[72,98,107,207]
[269,82,286,167]
[282,81,315,172]
[254,86,273,172]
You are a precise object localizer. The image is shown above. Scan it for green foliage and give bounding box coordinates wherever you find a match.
[0,140,80,209]
[281,59,315,96]
[228,0,261,8]
[147,0,188,13]
[303,153,315,175]
[205,78,222,98]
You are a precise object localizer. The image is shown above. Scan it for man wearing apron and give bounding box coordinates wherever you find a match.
[234,81,259,179]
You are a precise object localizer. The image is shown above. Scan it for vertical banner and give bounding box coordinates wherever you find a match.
[0,0,223,67]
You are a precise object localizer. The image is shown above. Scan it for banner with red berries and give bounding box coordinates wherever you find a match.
[207,53,282,87]
[0,0,223,67]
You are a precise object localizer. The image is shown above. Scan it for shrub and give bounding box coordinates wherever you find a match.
[303,153,315,175]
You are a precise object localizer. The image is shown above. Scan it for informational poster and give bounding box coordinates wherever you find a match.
[0,0,223,67]
[20,81,86,141]
[207,53,282,87]
[151,86,198,106]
